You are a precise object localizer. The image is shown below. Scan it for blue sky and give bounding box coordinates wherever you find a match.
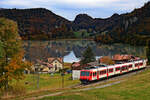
[0,0,149,20]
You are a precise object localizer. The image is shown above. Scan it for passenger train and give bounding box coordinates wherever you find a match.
[80,59,147,84]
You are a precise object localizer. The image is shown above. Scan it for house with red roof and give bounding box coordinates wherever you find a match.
[112,54,138,63]
[48,57,63,72]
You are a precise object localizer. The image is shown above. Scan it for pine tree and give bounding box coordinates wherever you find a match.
[80,46,96,65]
[0,18,30,90]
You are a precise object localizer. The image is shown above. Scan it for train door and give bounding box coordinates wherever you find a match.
[127,64,129,72]
[92,71,97,80]
[89,72,92,81]
[106,68,109,79]
[97,70,99,80]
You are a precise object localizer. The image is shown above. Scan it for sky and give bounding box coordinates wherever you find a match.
[0,0,149,20]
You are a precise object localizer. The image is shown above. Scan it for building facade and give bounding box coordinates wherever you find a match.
[48,58,63,72]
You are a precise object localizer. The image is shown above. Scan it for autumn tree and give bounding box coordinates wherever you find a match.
[0,18,29,90]
[80,46,96,65]
[99,56,115,65]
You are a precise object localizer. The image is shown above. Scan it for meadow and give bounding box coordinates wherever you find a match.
[11,73,80,92]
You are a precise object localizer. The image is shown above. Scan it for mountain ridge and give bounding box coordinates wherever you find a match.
[0,2,150,45]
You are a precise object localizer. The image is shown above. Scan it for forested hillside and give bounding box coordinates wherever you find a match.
[0,2,150,45]
[0,8,73,40]
[95,2,150,45]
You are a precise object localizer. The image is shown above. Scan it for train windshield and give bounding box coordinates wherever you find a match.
[81,71,90,76]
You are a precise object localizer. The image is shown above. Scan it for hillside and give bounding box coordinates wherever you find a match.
[0,8,73,40]
[0,2,150,45]
[94,2,150,45]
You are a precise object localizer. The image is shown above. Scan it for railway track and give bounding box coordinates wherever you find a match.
[71,67,149,88]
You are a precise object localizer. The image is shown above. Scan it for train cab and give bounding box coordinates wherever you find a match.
[80,70,92,83]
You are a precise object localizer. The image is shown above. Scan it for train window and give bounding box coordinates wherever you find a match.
[115,67,120,71]
[100,70,106,75]
[122,66,127,71]
[129,65,132,68]
[90,73,92,76]
[85,72,90,76]
[93,72,95,76]
[93,72,97,76]
[140,63,143,66]
[135,63,138,67]
[109,69,113,73]
[103,70,106,74]
[81,71,85,76]
[122,67,124,71]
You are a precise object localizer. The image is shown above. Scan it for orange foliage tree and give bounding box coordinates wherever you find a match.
[0,18,30,90]
[100,56,115,65]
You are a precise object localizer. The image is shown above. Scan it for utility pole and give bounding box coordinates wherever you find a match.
[36,63,40,89]
[61,57,64,88]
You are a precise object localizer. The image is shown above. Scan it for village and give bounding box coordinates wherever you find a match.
[27,54,141,77]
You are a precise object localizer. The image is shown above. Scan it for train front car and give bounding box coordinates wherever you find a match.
[80,69,92,84]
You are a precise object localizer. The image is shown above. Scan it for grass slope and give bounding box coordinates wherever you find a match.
[40,69,150,100]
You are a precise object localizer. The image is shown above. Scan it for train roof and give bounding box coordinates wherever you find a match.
[80,59,146,71]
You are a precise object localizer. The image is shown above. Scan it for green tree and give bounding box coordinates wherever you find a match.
[80,46,96,65]
[0,18,29,90]
[146,40,150,65]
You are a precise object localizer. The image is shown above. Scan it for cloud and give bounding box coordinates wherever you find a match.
[0,0,149,8]
[0,0,149,20]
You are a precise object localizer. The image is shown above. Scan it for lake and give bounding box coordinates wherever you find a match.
[23,40,146,63]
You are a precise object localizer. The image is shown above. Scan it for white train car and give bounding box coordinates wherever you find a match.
[143,59,147,68]
[107,66,115,76]
[114,64,121,75]
[121,63,128,73]
[91,69,98,81]
[98,67,107,79]
[128,62,133,71]
[80,59,147,84]
[133,60,139,70]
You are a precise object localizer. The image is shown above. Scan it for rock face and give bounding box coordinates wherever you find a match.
[0,2,150,42]
[72,13,121,33]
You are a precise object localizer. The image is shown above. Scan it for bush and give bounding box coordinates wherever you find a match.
[11,83,26,96]
[0,83,26,99]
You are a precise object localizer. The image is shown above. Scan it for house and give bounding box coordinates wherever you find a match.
[71,62,91,70]
[47,57,63,72]
[41,63,53,73]
[112,54,137,63]
[71,62,80,70]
